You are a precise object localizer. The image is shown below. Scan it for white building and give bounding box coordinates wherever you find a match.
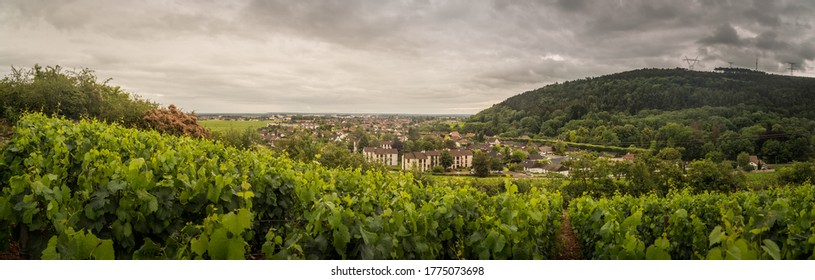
[362,147,399,166]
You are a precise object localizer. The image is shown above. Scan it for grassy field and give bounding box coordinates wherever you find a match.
[199,120,270,132]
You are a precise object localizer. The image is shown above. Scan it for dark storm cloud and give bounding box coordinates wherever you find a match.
[555,0,587,12]
[1,0,814,114]
[700,24,744,46]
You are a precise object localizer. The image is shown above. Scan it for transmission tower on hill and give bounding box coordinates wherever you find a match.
[683,56,700,70]
[787,62,796,76]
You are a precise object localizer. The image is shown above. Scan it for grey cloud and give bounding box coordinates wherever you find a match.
[743,8,780,27]
[1,0,814,114]
[700,24,743,46]
[555,0,587,12]
[754,31,789,50]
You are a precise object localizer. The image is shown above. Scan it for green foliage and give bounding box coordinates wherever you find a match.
[0,114,564,260]
[569,185,815,259]
[440,150,453,169]
[686,159,745,192]
[510,150,528,163]
[41,227,114,260]
[467,68,815,162]
[736,152,753,171]
[212,127,264,150]
[472,151,492,177]
[0,65,156,126]
[776,162,815,185]
[274,132,384,172]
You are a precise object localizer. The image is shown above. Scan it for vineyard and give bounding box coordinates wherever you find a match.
[570,186,815,259]
[1,114,814,259]
[0,114,562,260]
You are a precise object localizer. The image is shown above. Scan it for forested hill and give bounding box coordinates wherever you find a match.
[465,68,815,162]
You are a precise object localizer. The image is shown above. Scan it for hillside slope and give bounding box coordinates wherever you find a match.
[465,68,815,161]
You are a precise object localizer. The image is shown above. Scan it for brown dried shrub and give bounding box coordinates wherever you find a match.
[142,104,210,138]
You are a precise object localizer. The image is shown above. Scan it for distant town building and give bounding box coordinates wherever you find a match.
[402,152,430,172]
[539,145,554,155]
[380,141,394,149]
[449,150,473,169]
[749,155,767,170]
[486,137,501,147]
[362,147,398,166]
[401,149,473,171]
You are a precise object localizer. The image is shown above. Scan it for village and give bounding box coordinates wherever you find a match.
[198,113,771,178]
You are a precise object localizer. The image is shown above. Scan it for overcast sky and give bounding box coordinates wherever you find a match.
[2,0,814,114]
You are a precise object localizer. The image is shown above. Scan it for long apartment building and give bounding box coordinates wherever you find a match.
[402,149,473,172]
[362,147,399,166]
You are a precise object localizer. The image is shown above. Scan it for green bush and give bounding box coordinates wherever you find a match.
[777,162,815,185]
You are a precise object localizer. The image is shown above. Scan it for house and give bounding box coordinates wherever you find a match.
[362,147,398,166]
[539,146,554,155]
[528,153,543,161]
[546,155,570,165]
[380,141,394,149]
[449,131,462,140]
[486,137,501,147]
[611,153,636,162]
[542,163,569,176]
[522,160,547,174]
[749,155,767,170]
[456,139,472,148]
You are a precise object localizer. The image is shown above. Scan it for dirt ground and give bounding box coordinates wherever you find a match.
[556,211,582,260]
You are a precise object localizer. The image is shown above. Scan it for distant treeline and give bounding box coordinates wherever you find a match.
[465,68,815,162]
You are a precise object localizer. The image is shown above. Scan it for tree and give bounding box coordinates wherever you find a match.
[358,133,370,150]
[472,151,491,177]
[275,131,321,163]
[705,151,725,163]
[212,127,263,150]
[719,131,755,160]
[408,127,420,141]
[391,137,404,153]
[686,159,743,192]
[736,152,752,171]
[510,150,528,163]
[554,140,566,155]
[776,162,815,185]
[0,64,156,125]
[657,147,682,162]
[444,139,457,149]
[440,150,453,170]
[761,140,789,164]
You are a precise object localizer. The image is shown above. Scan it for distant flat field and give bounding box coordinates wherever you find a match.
[200,120,269,132]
